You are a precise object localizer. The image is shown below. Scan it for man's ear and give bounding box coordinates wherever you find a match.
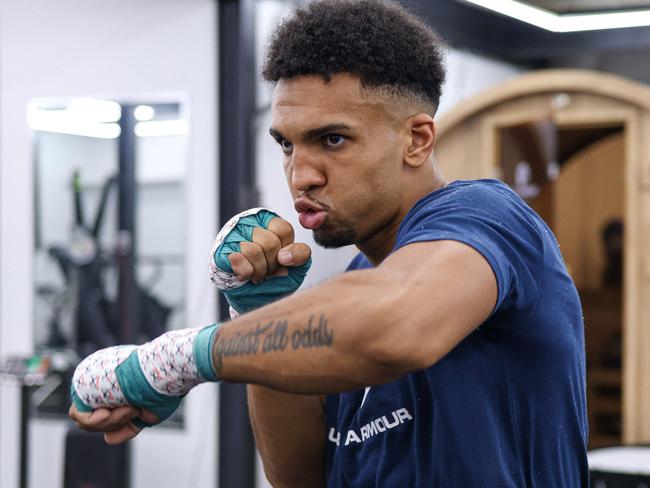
[404,113,435,168]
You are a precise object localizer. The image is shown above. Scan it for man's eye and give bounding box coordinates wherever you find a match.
[325,134,346,147]
[280,139,293,152]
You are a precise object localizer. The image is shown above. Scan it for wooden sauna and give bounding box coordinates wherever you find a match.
[435,69,650,448]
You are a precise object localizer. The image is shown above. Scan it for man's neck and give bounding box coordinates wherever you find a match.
[358,171,447,265]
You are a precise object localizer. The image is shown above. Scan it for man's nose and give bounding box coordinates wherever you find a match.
[290,148,326,192]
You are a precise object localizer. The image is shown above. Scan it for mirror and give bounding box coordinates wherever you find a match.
[30,96,189,415]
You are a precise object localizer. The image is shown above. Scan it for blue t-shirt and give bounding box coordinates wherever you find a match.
[326,179,589,487]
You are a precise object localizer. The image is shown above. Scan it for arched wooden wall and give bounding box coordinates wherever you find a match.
[435,69,650,444]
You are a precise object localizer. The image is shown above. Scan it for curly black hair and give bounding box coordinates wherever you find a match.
[262,0,446,114]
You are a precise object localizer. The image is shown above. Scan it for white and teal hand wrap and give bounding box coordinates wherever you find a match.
[70,324,219,428]
[209,208,311,315]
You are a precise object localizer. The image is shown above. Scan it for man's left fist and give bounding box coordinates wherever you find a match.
[210,208,312,315]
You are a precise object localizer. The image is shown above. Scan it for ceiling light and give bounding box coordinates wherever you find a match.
[67,98,122,123]
[461,0,650,32]
[27,103,121,139]
[134,105,156,121]
[134,120,189,137]
[28,109,121,139]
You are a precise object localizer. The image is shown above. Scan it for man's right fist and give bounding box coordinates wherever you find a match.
[210,208,312,315]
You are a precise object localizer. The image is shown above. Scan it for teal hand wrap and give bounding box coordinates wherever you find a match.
[71,324,221,429]
[211,208,311,314]
[214,211,277,251]
[194,324,220,382]
[70,354,178,428]
[70,386,92,413]
[115,351,182,425]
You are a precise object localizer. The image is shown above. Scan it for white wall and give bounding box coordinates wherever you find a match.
[438,49,523,116]
[0,1,219,487]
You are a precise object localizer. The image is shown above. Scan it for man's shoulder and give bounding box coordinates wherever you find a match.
[399,178,529,236]
[417,178,519,210]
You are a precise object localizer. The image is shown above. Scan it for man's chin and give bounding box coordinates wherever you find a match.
[312,227,356,249]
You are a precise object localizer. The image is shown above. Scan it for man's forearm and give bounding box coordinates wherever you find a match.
[248,385,325,487]
[212,267,416,394]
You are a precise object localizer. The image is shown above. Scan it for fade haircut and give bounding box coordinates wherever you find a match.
[262,0,447,115]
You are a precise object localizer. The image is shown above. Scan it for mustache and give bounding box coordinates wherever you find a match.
[298,194,331,211]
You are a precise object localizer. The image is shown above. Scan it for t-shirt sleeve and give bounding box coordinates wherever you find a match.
[394,184,542,313]
[346,252,373,272]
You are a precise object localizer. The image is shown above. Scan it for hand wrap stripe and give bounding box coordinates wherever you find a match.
[209,208,311,314]
[115,350,182,424]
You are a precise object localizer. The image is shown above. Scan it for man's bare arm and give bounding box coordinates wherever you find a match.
[248,386,325,488]
[69,239,495,458]
[214,240,497,394]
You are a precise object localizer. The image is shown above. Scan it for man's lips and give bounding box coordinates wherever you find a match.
[294,197,329,230]
[298,210,328,230]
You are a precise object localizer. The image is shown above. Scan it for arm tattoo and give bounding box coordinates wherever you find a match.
[213,314,333,372]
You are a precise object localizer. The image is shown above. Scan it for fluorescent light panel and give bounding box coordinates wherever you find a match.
[28,109,121,139]
[67,98,121,123]
[461,0,650,32]
[27,101,188,139]
[134,105,156,122]
[134,120,189,137]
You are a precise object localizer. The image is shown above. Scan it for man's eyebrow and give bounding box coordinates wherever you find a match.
[269,123,353,142]
[269,127,285,140]
[302,123,352,141]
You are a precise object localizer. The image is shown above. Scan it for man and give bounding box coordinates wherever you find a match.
[70,0,589,486]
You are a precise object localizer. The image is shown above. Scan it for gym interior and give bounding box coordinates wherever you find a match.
[0,1,649,487]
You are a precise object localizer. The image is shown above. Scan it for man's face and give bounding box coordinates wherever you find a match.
[270,74,409,248]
